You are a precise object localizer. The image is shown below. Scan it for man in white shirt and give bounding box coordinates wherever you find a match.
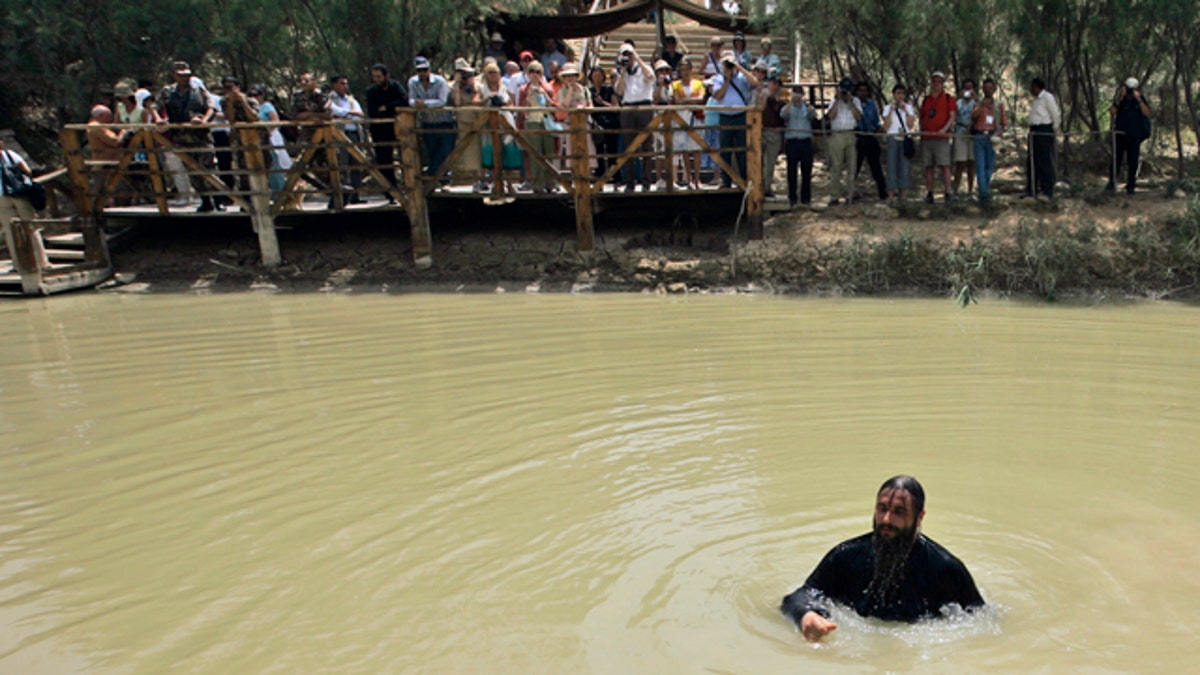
[1026,77,1061,198]
[615,42,655,191]
[502,60,526,101]
[329,74,366,203]
[825,77,863,204]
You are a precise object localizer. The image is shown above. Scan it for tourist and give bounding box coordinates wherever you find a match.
[449,59,485,190]
[476,61,517,193]
[781,475,985,641]
[757,73,786,198]
[85,106,124,167]
[157,61,218,212]
[780,84,817,207]
[547,59,565,99]
[757,38,781,80]
[247,84,294,198]
[670,57,706,190]
[365,63,408,200]
[289,71,330,144]
[210,76,238,206]
[589,65,620,180]
[660,34,683,75]
[1025,77,1061,198]
[615,43,655,191]
[731,32,753,68]
[503,59,527,101]
[710,50,758,188]
[971,78,1006,202]
[408,56,455,179]
[540,38,568,74]
[649,59,677,189]
[853,81,888,201]
[702,35,724,78]
[825,77,862,205]
[484,32,508,64]
[516,61,558,193]
[114,82,153,125]
[329,73,366,203]
[134,79,155,109]
[557,62,590,117]
[881,84,917,202]
[919,71,955,204]
[952,78,977,196]
[1107,77,1151,195]
[0,136,37,224]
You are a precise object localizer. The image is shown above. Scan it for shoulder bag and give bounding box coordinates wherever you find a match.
[1,150,46,211]
[894,107,916,159]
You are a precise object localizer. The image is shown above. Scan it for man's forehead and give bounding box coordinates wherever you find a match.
[877,487,914,508]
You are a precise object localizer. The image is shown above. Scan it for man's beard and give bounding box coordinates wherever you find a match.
[865,521,918,608]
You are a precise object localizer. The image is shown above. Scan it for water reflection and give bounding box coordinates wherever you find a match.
[0,296,1198,671]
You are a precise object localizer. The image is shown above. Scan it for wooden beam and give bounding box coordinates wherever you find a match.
[397,111,433,265]
[59,129,94,215]
[569,110,594,252]
[141,129,170,215]
[238,126,282,267]
[745,108,764,239]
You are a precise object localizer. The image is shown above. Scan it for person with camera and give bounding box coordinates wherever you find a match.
[780,85,818,207]
[476,61,518,194]
[826,77,863,205]
[158,61,218,212]
[709,50,759,189]
[881,84,917,202]
[516,61,558,193]
[615,42,655,192]
[1107,77,1152,195]
[971,78,1006,203]
[951,79,977,197]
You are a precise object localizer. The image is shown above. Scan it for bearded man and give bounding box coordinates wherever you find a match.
[780,475,984,641]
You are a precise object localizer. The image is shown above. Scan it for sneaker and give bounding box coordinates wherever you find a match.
[655,179,666,190]
[924,192,934,204]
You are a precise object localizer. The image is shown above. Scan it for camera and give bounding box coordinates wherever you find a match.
[722,57,736,68]
[617,56,630,67]
[488,94,505,107]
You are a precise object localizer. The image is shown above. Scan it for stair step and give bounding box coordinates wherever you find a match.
[43,233,85,247]
[44,249,86,261]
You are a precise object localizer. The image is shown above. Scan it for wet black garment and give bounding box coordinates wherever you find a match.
[781,533,984,624]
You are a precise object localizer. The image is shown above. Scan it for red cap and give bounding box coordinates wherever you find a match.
[519,51,534,62]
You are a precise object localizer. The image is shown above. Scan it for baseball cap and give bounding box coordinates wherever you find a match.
[931,70,946,81]
[414,56,430,70]
[171,60,192,76]
[1125,77,1139,89]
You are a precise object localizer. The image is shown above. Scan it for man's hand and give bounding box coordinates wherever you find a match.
[800,611,838,641]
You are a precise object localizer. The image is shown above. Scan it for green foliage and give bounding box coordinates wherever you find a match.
[0,0,553,143]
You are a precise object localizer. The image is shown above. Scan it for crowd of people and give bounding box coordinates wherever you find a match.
[65,32,1156,214]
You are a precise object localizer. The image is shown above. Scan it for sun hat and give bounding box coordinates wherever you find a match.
[454,57,475,74]
[931,70,946,81]
[1125,77,1139,89]
[490,32,504,42]
[561,62,580,76]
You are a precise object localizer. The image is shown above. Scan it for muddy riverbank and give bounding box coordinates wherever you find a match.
[102,189,1200,300]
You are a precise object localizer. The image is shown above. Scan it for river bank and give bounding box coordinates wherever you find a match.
[101,189,1200,300]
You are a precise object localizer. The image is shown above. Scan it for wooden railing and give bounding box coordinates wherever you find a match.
[62,105,764,267]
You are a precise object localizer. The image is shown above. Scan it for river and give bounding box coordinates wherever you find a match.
[1,294,1198,672]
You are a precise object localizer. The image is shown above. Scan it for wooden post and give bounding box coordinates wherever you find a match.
[59,129,94,215]
[569,109,595,252]
[59,129,108,263]
[397,111,433,266]
[238,126,282,267]
[7,220,44,295]
[745,109,764,239]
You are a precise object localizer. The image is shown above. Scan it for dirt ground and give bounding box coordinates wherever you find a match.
[99,144,1197,299]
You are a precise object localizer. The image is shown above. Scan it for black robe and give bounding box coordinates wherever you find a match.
[781,532,984,625]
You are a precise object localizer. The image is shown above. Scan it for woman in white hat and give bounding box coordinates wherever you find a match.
[450,58,484,189]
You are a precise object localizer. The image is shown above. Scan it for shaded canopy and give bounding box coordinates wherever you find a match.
[490,0,759,42]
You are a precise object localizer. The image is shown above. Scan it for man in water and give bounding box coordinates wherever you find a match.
[781,475,984,641]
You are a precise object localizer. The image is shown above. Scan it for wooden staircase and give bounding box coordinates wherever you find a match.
[0,217,112,296]
[595,21,794,78]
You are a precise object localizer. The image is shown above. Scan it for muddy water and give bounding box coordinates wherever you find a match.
[1,294,1198,672]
